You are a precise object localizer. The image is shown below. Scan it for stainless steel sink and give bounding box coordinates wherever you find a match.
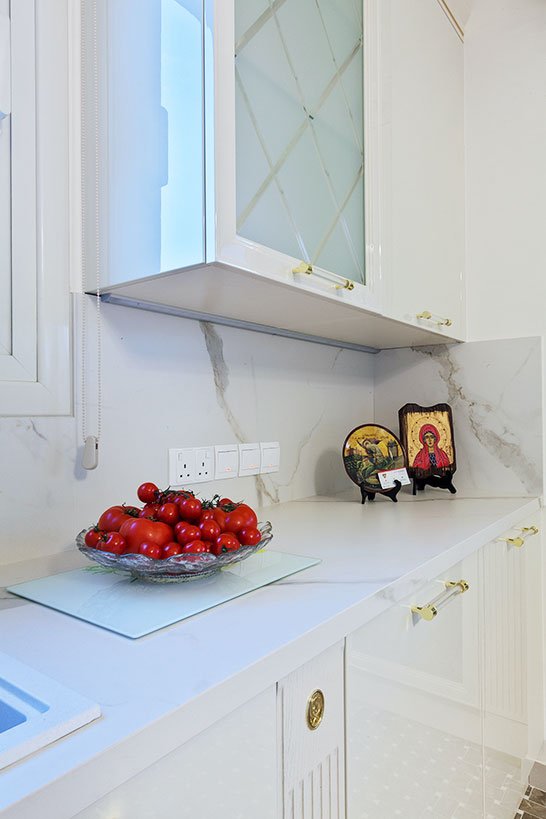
[0,652,100,769]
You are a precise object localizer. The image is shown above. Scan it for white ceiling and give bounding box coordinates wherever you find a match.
[445,0,475,28]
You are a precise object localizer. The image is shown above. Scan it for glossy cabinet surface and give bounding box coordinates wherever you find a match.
[83,0,206,287]
[74,687,277,819]
[482,516,544,818]
[346,553,483,817]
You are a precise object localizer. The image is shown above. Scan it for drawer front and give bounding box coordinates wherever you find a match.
[346,553,483,818]
[279,642,345,819]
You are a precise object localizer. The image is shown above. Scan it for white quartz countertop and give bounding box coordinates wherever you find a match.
[0,491,540,817]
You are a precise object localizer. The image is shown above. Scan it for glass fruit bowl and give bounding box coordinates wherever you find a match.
[76,521,273,583]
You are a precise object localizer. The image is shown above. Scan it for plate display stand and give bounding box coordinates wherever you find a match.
[359,479,402,504]
[412,472,457,496]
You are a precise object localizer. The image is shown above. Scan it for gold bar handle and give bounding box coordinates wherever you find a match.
[411,579,469,622]
[416,310,453,327]
[497,525,539,549]
[293,261,355,291]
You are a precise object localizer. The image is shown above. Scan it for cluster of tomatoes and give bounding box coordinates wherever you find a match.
[84,482,262,560]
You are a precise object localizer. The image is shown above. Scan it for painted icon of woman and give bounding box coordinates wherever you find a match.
[413,423,451,471]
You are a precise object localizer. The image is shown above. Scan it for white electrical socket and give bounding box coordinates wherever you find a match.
[194,447,214,483]
[169,448,196,486]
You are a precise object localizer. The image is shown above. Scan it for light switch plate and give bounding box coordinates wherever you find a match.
[260,442,280,474]
[214,444,238,480]
[238,443,261,477]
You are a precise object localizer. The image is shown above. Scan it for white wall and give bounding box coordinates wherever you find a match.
[465,0,546,341]
[0,302,375,566]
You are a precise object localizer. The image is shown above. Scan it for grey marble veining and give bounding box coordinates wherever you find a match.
[375,337,543,496]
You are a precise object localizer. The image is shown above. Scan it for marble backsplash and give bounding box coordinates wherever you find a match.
[0,302,375,565]
[374,337,543,497]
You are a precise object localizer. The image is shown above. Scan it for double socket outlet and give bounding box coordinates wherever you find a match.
[169,443,280,487]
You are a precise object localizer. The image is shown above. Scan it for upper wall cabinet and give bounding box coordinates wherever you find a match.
[0,0,71,415]
[376,0,466,337]
[83,0,465,350]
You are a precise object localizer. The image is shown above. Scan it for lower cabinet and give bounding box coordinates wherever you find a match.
[75,687,278,819]
[346,552,483,818]
[74,515,543,819]
[345,514,543,819]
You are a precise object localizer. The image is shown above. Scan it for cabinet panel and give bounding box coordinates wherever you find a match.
[84,0,206,288]
[279,642,345,819]
[378,0,465,337]
[75,687,277,819]
[482,515,544,818]
[346,554,483,818]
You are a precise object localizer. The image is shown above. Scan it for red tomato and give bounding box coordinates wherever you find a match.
[103,532,126,555]
[238,527,261,547]
[139,542,162,560]
[139,503,160,519]
[224,510,247,535]
[218,498,233,507]
[163,542,183,558]
[183,540,210,554]
[211,533,240,555]
[137,482,159,503]
[236,504,258,529]
[177,496,203,522]
[157,502,179,526]
[199,520,222,542]
[120,518,173,553]
[212,508,226,530]
[175,524,201,545]
[98,506,133,532]
[84,528,104,548]
[199,509,215,522]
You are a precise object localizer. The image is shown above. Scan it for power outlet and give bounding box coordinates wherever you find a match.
[169,448,196,486]
[194,446,214,483]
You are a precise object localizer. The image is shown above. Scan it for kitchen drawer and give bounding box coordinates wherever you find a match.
[346,553,483,818]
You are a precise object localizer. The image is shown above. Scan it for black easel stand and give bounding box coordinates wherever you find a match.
[360,479,402,504]
[412,472,457,495]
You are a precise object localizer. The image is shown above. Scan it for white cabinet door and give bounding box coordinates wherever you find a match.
[375,0,466,339]
[279,642,345,819]
[481,514,544,818]
[82,0,206,288]
[346,553,483,818]
[0,0,71,415]
[75,687,278,819]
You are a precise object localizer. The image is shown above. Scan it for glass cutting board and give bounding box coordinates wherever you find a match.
[7,551,319,639]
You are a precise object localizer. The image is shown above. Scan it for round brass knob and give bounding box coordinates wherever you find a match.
[306,689,325,731]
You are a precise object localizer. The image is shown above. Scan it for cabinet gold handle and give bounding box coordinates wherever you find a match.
[293,261,355,291]
[497,525,539,548]
[411,579,469,622]
[306,689,325,731]
[416,310,452,327]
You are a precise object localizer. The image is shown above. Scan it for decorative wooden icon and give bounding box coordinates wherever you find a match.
[342,424,407,503]
[398,403,457,495]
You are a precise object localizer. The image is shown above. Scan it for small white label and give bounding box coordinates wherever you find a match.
[378,468,410,489]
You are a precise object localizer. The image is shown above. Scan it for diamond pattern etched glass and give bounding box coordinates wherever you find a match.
[235,0,365,284]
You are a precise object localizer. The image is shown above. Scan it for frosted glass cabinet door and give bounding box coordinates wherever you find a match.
[234,0,365,285]
[481,517,544,818]
[88,0,205,286]
[346,554,483,818]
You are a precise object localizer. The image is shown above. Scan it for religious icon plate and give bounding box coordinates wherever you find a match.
[399,403,456,480]
[342,424,406,494]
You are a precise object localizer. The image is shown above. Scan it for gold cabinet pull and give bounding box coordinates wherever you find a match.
[416,310,453,327]
[306,689,325,731]
[292,261,355,291]
[411,579,469,622]
[497,525,539,549]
